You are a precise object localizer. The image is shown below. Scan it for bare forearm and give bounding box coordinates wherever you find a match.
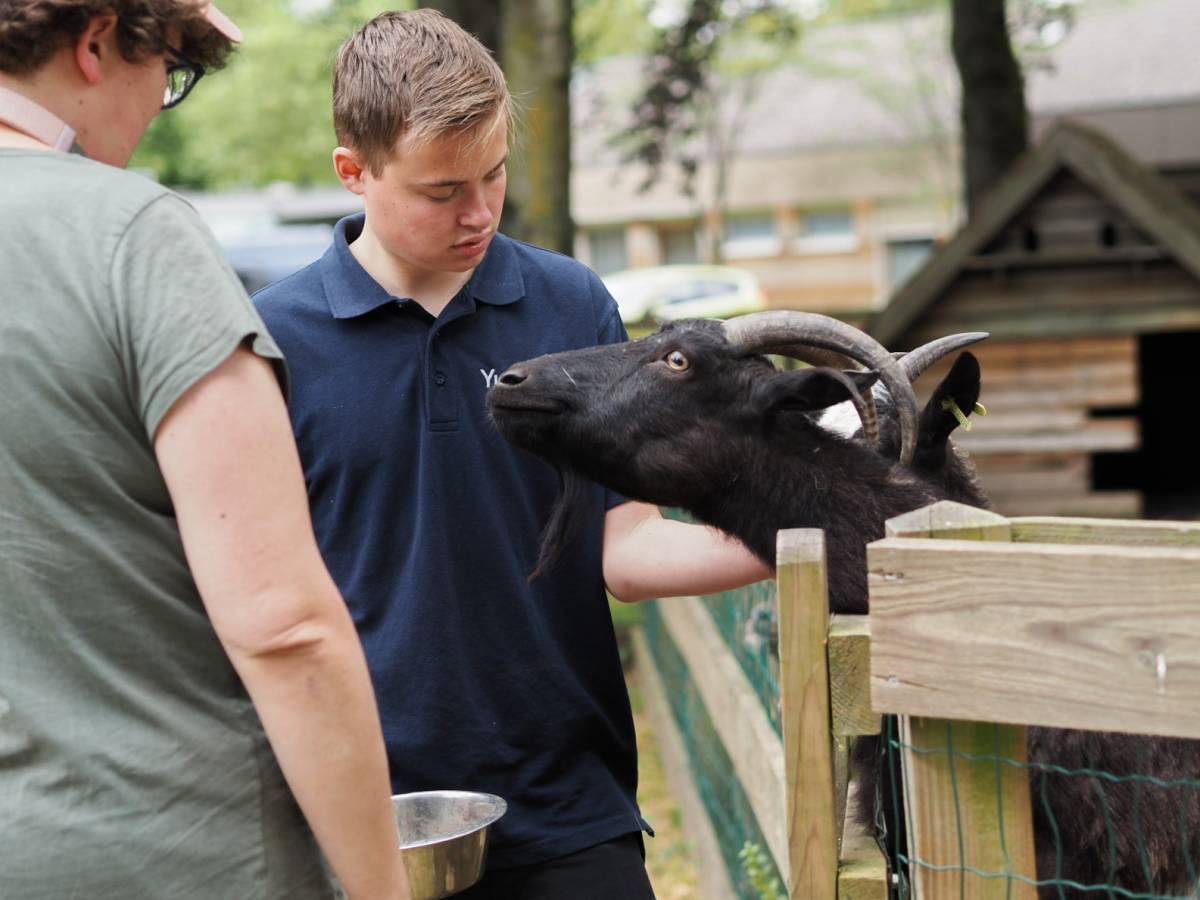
[604,506,774,602]
[155,348,408,899]
[228,607,408,900]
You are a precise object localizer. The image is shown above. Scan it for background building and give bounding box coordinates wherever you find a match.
[572,0,1200,317]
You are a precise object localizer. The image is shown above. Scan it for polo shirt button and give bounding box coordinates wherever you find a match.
[434,372,447,386]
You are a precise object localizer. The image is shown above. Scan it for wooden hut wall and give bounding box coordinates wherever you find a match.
[911,336,1142,517]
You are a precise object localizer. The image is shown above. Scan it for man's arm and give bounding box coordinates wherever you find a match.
[155,345,409,900]
[602,501,774,603]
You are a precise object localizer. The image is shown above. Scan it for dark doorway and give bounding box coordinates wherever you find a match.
[1095,331,1200,519]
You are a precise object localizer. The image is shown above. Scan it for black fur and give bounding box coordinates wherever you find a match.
[487,319,1200,897]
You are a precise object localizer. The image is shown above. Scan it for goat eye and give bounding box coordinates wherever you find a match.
[666,350,690,372]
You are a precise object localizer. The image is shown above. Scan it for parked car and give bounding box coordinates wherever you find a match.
[219,224,333,294]
[601,264,768,325]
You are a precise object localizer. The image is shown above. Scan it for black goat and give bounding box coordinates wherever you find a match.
[487,314,1200,898]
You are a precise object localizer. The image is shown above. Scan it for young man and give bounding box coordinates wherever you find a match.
[254,10,772,898]
[0,3,407,897]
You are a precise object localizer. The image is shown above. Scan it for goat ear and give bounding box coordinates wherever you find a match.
[917,351,982,459]
[753,367,880,414]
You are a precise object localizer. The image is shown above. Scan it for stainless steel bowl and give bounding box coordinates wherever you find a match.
[392,790,507,900]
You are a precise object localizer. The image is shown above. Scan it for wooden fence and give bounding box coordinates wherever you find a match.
[635,527,888,899]
[636,499,1200,898]
[866,500,1200,899]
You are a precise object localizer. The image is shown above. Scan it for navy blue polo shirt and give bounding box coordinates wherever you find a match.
[253,215,647,868]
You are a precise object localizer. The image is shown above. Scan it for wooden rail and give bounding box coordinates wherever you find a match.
[637,501,1200,899]
[867,500,1200,899]
[636,529,891,900]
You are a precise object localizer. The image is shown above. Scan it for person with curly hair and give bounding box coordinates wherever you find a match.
[0,3,410,898]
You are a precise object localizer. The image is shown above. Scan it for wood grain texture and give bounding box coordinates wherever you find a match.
[1011,515,1200,547]
[869,537,1200,738]
[777,529,839,900]
[901,718,1037,900]
[829,615,879,737]
[838,780,890,900]
[633,628,738,900]
[656,598,789,880]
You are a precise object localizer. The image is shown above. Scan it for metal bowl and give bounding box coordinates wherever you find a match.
[392,790,507,900]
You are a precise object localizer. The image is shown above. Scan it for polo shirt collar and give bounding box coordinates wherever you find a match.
[321,213,525,320]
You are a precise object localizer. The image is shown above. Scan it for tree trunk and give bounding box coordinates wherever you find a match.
[951,0,1028,216]
[421,1,575,255]
[500,0,575,254]
[421,1,500,53]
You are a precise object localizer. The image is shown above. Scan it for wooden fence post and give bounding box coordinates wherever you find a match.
[778,529,839,899]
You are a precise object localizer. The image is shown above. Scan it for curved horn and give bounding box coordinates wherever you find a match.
[723,311,918,465]
[899,332,990,381]
[840,374,880,451]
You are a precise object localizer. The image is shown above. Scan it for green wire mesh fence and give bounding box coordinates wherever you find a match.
[875,718,1200,900]
[643,597,786,900]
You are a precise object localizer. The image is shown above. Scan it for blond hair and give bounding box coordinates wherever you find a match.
[333,9,511,175]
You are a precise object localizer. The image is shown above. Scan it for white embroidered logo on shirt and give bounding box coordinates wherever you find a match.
[480,368,499,388]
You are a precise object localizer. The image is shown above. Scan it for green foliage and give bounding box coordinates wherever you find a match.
[574,0,656,65]
[131,0,406,188]
[737,841,785,900]
[816,0,942,21]
[609,594,644,672]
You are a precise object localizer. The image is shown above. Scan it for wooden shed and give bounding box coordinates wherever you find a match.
[868,122,1200,518]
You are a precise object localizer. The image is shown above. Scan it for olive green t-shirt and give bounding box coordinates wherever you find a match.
[0,150,335,898]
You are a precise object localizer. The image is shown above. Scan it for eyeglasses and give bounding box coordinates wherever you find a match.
[162,44,205,110]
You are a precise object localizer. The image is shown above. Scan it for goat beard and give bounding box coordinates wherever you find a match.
[529,464,596,581]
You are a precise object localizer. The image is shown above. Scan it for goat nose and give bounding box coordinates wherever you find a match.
[497,366,527,387]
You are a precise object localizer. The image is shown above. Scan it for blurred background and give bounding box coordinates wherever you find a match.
[134,3,1200,895]
[144,0,1200,524]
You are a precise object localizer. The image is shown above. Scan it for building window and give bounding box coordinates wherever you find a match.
[886,237,934,290]
[794,208,858,254]
[722,212,781,259]
[586,227,628,275]
[661,226,699,265]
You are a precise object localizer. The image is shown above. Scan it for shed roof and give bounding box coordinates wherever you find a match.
[867,121,1200,347]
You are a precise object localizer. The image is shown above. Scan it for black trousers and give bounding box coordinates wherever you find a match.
[453,832,657,900]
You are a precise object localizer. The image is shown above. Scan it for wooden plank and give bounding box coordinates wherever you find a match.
[937,272,1199,316]
[832,736,851,855]
[884,500,1012,541]
[777,529,839,900]
[962,245,1168,270]
[955,418,1139,455]
[1010,515,1200,547]
[971,451,1092,472]
[910,303,1200,344]
[657,598,789,880]
[901,718,1036,900]
[633,628,738,900]
[942,408,1086,433]
[829,615,878,737]
[954,334,1134,365]
[868,538,1200,739]
[972,459,1089,496]
[992,490,1142,519]
[838,779,889,900]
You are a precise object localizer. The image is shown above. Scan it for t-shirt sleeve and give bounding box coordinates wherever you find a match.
[108,193,288,439]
